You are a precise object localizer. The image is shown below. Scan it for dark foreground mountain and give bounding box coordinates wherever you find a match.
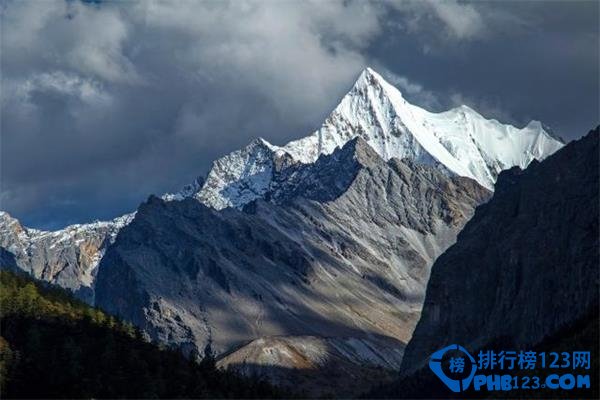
[93,138,489,396]
[0,270,282,399]
[370,127,599,398]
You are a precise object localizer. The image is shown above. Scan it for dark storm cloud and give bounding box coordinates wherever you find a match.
[1,0,598,229]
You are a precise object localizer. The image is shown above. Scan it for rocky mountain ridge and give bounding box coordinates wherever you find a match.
[195,68,563,210]
[0,211,134,303]
[92,138,489,395]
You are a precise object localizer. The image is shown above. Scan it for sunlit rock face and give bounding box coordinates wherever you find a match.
[0,211,134,303]
[94,138,489,395]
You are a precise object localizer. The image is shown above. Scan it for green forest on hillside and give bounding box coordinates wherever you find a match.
[0,270,283,398]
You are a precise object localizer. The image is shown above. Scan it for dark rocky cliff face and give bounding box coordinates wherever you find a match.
[400,127,599,376]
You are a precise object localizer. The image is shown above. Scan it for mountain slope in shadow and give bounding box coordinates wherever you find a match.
[371,127,599,399]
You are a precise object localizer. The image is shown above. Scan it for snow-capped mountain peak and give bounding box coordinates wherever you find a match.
[282,67,563,189]
[353,67,396,93]
[193,136,296,210]
[164,67,563,210]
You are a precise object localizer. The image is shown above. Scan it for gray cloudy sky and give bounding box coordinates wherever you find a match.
[1,0,598,229]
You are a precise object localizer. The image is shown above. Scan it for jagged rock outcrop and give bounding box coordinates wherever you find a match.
[94,138,489,395]
[400,127,599,375]
[0,212,133,303]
